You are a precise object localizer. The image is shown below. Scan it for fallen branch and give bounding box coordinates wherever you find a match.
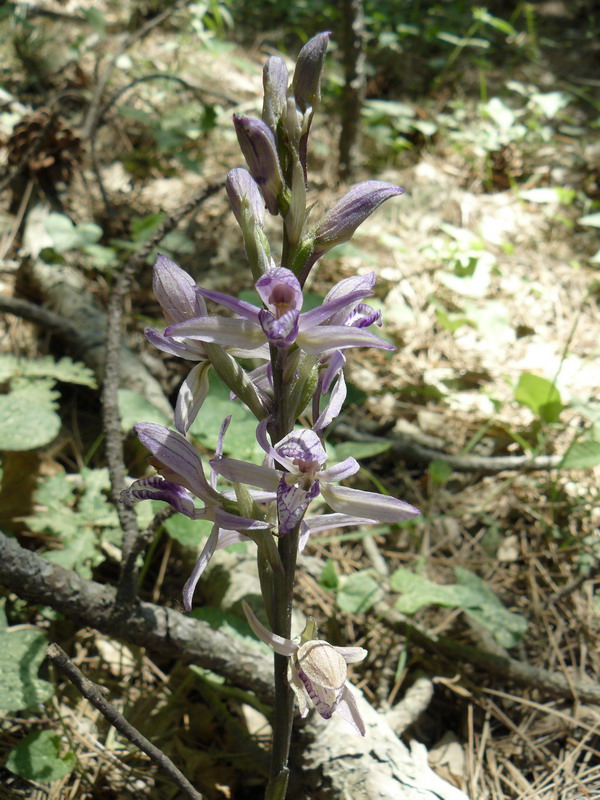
[0,531,274,700]
[47,643,203,800]
[334,420,563,473]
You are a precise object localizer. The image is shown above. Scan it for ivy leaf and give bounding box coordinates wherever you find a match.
[0,610,53,711]
[6,730,76,782]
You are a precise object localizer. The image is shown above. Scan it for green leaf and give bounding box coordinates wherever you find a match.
[332,440,391,461]
[337,571,382,614]
[0,355,96,387]
[45,213,102,253]
[390,569,478,614]
[6,730,76,782]
[454,567,528,647]
[189,374,264,464]
[561,440,600,469]
[390,567,527,647]
[429,459,453,484]
[0,617,53,711]
[25,469,121,577]
[514,373,564,423]
[319,559,339,590]
[164,514,213,547]
[0,379,61,450]
[118,389,169,432]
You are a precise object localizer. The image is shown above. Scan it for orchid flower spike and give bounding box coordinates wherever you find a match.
[243,600,367,735]
[120,422,272,611]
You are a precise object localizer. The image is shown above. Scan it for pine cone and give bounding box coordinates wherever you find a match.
[6,109,82,186]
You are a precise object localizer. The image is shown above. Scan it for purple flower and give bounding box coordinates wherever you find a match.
[211,423,420,536]
[146,255,269,433]
[165,267,393,354]
[120,422,272,610]
[243,600,367,735]
[233,115,284,215]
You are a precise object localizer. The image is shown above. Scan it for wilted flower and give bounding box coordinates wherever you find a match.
[243,600,367,735]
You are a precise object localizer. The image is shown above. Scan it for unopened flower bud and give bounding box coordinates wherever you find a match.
[262,56,289,132]
[226,168,265,228]
[233,115,284,216]
[313,181,404,254]
[292,32,331,113]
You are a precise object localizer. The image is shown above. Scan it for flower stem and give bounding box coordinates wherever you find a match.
[266,525,300,800]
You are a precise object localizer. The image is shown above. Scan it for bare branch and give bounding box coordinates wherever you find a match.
[47,643,203,800]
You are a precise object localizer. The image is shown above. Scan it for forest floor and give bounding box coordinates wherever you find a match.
[0,2,599,799]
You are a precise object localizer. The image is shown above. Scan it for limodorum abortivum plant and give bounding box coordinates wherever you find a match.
[121,32,420,800]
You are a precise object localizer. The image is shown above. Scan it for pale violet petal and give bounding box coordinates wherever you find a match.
[319,456,359,483]
[198,288,261,322]
[211,457,281,492]
[134,423,220,502]
[304,513,378,532]
[175,361,211,435]
[320,484,420,524]
[166,317,266,349]
[145,327,207,361]
[334,684,366,736]
[298,287,372,329]
[297,325,394,354]
[153,254,206,323]
[183,524,219,611]
[314,371,346,432]
[333,646,368,664]
[242,600,298,656]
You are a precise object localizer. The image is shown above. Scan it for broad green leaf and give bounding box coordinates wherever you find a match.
[514,373,563,423]
[429,459,453,484]
[164,514,213,547]
[319,559,339,590]
[44,528,102,579]
[0,355,96,387]
[0,379,60,450]
[45,213,102,253]
[332,440,391,461]
[25,469,122,577]
[118,389,169,432]
[337,571,382,614]
[391,569,478,614]
[454,567,528,647]
[0,616,53,711]
[189,374,264,464]
[561,440,600,469]
[6,730,76,782]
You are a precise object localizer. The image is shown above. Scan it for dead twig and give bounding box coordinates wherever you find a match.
[101,181,222,608]
[333,420,563,473]
[47,643,203,800]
